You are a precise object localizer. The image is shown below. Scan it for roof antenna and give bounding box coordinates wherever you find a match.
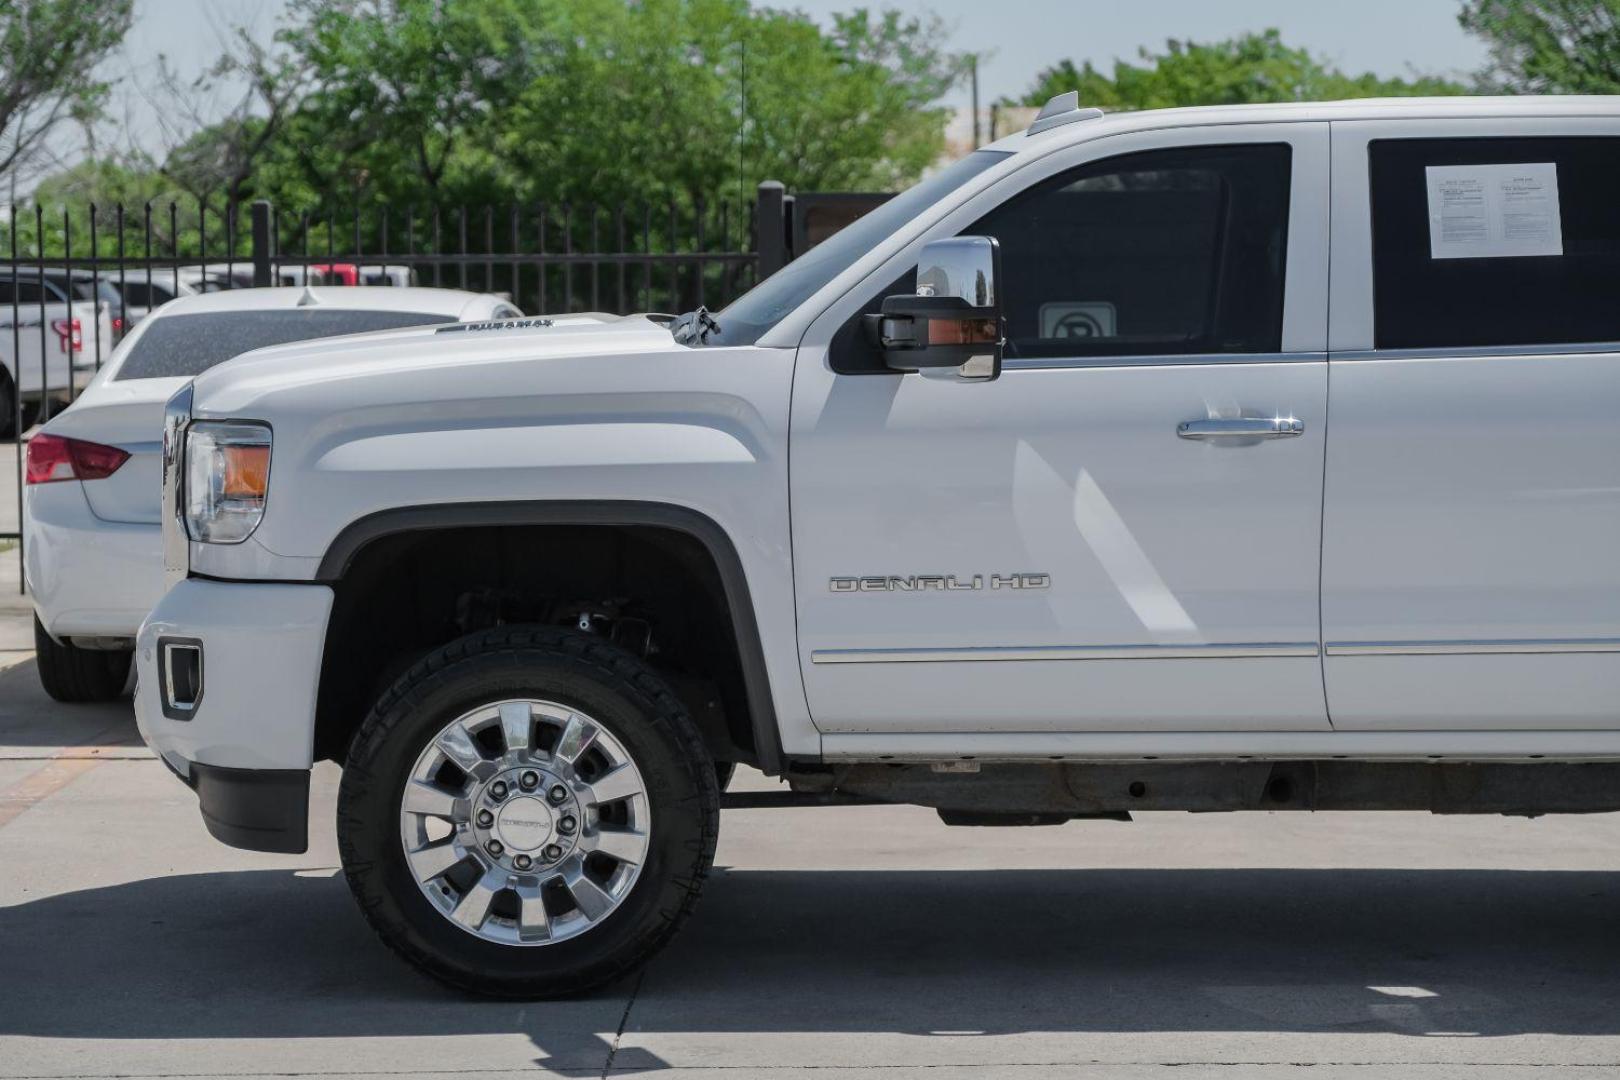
[1027,90,1104,135]
[297,284,320,307]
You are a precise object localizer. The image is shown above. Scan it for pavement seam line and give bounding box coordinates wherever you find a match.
[0,719,130,829]
[600,968,646,1079]
[0,752,153,760]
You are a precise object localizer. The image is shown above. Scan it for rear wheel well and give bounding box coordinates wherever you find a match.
[313,522,765,771]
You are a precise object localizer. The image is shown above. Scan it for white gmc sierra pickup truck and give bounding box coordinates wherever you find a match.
[136,94,1620,997]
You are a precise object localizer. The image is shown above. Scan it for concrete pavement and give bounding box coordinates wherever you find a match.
[3,615,1620,1077]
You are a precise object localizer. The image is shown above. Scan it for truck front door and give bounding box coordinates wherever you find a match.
[789,124,1332,740]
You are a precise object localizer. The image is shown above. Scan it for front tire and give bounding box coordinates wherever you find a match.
[34,616,132,702]
[337,626,720,998]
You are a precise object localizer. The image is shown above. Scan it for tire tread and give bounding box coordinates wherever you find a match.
[33,616,131,703]
[337,625,719,998]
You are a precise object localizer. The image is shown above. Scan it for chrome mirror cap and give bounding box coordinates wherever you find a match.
[870,235,1004,382]
[916,236,998,308]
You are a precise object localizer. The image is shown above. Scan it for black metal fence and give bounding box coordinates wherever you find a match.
[0,182,890,591]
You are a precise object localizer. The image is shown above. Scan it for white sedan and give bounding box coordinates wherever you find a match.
[24,285,522,701]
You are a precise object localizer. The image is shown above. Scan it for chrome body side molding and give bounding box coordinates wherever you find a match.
[813,639,1620,664]
[810,642,1320,665]
[1001,350,1325,372]
[1327,638,1620,656]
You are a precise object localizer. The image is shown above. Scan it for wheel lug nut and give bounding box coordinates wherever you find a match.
[548,784,568,804]
[476,809,494,828]
[514,854,532,870]
[520,770,540,791]
[558,815,576,834]
[543,844,563,861]
[486,840,504,857]
[490,781,508,800]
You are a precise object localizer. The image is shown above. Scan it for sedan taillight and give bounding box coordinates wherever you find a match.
[26,433,130,484]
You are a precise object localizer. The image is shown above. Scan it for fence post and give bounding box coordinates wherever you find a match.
[250,200,273,287]
[756,181,787,279]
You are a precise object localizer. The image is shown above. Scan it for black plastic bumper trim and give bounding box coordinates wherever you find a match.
[189,762,310,854]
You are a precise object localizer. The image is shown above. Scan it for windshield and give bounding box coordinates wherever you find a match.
[114,308,456,380]
[712,150,1012,345]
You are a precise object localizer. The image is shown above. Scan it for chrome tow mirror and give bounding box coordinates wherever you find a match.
[866,236,1004,381]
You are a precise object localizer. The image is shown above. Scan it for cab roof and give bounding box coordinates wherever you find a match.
[995,94,1620,153]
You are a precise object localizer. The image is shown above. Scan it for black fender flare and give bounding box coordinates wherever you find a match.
[316,500,783,774]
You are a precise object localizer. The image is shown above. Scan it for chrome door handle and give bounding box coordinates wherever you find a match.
[1177,417,1304,440]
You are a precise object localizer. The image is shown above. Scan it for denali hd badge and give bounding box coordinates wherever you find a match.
[829,573,1050,593]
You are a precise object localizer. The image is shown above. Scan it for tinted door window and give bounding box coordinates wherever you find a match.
[115,308,454,380]
[62,277,98,300]
[968,144,1292,359]
[1370,137,1620,350]
[0,279,64,304]
[118,282,173,307]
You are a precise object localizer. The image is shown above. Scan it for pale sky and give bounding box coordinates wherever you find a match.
[108,0,1489,163]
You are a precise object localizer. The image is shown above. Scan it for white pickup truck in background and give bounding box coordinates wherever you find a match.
[0,270,115,433]
[135,94,1620,999]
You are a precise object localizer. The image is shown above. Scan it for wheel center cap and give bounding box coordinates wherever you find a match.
[494,796,553,851]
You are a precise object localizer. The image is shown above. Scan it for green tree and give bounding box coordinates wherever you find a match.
[276,0,532,204]
[0,0,134,179]
[14,0,968,276]
[235,0,964,214]
[491,0,964,207]
[22,154,206,259]
[1460,0,1620,93]
[152,25,309,212]
[1014,29,1465,110]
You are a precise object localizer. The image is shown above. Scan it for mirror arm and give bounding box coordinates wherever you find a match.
[862,312,922,350]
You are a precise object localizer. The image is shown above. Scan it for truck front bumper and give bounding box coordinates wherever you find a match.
[135,578,334,854]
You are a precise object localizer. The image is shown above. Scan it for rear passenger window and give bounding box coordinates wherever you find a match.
[968,144,1292,358]
[1370,137,1620,350]
[119,283,162,306]
[0,279,61,304]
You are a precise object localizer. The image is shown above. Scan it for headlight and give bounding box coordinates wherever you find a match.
[185,421,272,543]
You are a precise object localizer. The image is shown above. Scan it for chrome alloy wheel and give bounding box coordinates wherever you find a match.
[398,700,651,946]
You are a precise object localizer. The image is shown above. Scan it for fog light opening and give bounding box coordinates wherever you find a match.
[159,639,203,718]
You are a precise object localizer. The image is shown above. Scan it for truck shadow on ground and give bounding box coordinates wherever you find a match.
[2,863,1619,1070]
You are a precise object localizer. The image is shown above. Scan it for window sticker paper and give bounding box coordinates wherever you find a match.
[1426,163,1563,260]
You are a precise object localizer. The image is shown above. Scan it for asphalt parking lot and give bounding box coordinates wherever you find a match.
[5,615,1620,1078]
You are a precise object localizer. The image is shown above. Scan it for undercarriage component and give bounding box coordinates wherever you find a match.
[719,790,883,810]
[935,809,1130,826]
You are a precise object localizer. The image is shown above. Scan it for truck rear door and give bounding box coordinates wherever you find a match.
[1323,115,1620,731]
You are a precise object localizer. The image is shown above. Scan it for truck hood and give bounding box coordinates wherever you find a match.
[176,304,794,576]
[189,313,678,415]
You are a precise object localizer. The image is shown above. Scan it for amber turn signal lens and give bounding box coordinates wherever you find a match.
[926,317,998,346]
[220,444,270,499]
